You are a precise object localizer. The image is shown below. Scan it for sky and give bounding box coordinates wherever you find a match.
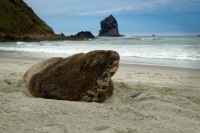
[24,0,200,36]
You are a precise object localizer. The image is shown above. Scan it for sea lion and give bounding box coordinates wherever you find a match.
[23,50,120,102]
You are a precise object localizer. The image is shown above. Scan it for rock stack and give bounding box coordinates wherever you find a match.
[98,15,122,37]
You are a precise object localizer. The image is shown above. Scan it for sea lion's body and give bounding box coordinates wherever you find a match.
[24,50,119,102]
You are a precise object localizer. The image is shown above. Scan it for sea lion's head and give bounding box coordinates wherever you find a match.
[83,50,120,87]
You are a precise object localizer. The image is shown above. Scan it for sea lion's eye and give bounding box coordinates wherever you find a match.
[110,72,115,76]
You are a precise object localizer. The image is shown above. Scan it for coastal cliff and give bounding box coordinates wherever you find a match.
[0,0,54,37]
[0,0,95,41]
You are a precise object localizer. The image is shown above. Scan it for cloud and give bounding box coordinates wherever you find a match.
[165,0,200,12]
[24,0,200,17]
[77,7,133,16]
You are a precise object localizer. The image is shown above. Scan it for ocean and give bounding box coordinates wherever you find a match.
[0,36,200,69]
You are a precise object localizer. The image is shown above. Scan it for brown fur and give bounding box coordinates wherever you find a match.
[24,50,120,102]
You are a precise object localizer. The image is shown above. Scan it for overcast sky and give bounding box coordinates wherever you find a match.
[24,0,200,36]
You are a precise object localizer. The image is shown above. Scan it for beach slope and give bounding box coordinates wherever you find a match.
[0,55,200,133]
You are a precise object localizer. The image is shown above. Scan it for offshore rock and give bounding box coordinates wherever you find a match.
[98,15,122,37]
[70,31,95,40]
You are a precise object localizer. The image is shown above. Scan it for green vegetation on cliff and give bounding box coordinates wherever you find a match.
[0,0,54,36]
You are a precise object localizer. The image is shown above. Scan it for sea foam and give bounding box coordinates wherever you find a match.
[0,36,200,68]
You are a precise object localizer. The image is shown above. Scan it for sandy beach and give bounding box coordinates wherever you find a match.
[0,52,200,133]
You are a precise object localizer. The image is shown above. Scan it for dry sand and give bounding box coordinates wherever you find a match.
[0,53,200,133]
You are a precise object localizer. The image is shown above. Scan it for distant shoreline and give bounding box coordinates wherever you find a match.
[1,34,199,42]
[0,31,95,42]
